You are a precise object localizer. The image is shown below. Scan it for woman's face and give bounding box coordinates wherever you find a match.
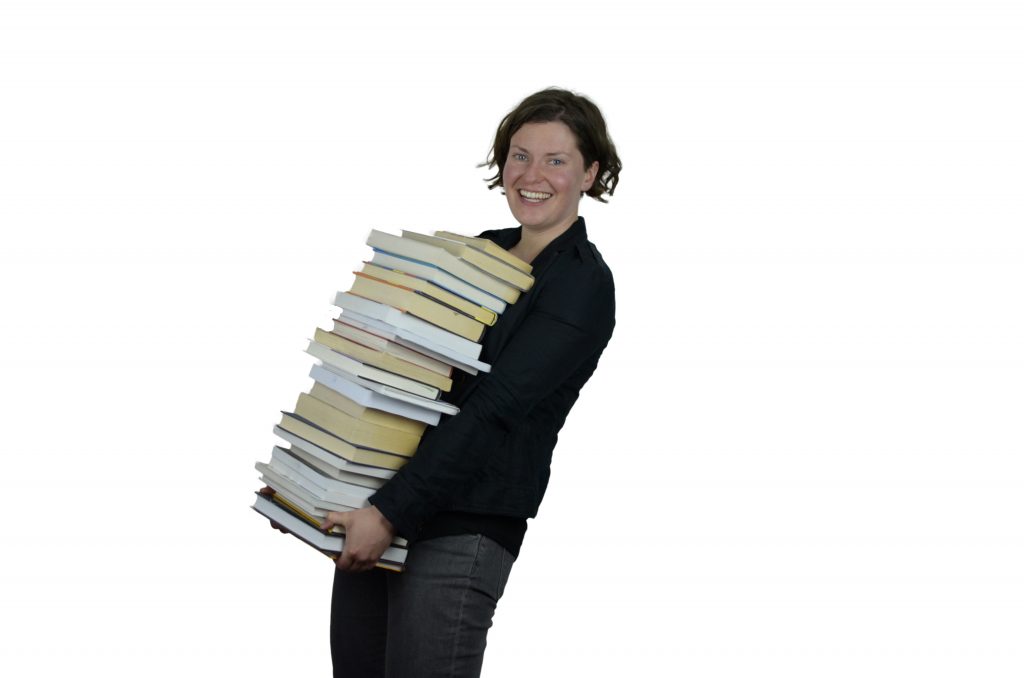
[502,121,598,237]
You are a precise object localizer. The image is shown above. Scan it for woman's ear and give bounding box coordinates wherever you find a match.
[582,161,599,193]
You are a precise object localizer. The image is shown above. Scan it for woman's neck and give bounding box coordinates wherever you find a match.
[508,217,577,264]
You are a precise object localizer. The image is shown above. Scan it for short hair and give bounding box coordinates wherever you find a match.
[483,87,622,203]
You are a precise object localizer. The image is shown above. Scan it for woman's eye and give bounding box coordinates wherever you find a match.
[549,158,564,166]
[514,153,527,161]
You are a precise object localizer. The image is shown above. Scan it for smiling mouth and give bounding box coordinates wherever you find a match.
[518,189,552,203]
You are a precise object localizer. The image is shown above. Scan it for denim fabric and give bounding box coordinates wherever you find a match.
[331,534,515,678]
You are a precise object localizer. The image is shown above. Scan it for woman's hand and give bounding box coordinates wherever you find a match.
[322,506,396,573]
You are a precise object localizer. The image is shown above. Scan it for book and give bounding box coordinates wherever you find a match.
[350,273,486,342]
[369,250,507,314]
[358,262,498,326]
[269,446,379,502]
[254,226,536,574]
[309,364,443,426]
[282,443,388,490]
[314,327,452,393]
[306,339,441,400]
[334,292,483,361]
[293,392,422,457]
[323,367,460,416]
[401,230,534,291]
[337,309,490,375]
[367,230,522,304]
[432,230,533,274]
[308,381,427,436]
[261,479,409,549]
[313,362,460,417]
[331,316,454,377]
[252,493,407,571]
[314,364,459,417]
[267,490,408,554]
[276,413,410,471]
[257,461,362,513]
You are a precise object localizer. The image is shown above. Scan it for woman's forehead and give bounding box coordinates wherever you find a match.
[510,121,580,154]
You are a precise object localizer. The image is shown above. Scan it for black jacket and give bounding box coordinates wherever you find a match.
[369,217,616,540]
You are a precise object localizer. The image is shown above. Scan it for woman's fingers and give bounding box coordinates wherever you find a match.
[321,510,349,532]
[330,507,395,572]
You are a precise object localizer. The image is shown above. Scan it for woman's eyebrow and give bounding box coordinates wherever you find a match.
[511,144,570,157]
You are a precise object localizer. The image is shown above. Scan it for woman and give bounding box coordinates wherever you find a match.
[324,87,621,678]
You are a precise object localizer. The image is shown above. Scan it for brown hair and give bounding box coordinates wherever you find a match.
[483,88,621,203]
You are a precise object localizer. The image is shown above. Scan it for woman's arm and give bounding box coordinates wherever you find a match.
[369,260,616,539]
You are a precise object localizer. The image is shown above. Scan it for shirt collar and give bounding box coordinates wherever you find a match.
[532,216,591,268]
[498,216,588,265]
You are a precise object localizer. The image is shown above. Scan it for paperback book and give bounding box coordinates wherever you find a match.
[253,227,533,572]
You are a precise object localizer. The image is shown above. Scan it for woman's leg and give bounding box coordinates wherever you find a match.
[331,567,389,678]
[385,534,515,678]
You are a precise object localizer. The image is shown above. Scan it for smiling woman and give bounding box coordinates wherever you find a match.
[502,121,598,257]
[325,87,622,678]
[486,88,621,262]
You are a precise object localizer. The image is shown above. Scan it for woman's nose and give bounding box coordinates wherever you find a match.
[522,159,544,183]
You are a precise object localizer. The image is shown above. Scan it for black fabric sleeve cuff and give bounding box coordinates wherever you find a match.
[368,472,434,541]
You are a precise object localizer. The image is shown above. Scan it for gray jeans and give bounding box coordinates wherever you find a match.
[331,534,515,678]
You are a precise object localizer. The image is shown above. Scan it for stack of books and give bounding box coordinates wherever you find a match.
[252,228,534,571]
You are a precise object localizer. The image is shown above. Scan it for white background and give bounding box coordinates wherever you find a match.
[1,0,1022,676]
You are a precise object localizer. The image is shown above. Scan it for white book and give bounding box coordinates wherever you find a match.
[309,363,444,426]
[305,339,441,400]
[252,494,408,567]
[257,462,365,512]
[334,292,483,361]
[338,310,489,375]
[273,425,396,481]
[270,447,377,503]
[317,362,460,416]
[369,250,508,314]
[264,451,411,551]
[257,463,356,513]
[284,444,387,490]
[331,316,452,377]
[367,230,520,304]
[401,230,534,291]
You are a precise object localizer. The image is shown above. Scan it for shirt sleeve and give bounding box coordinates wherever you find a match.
[368,257,615,538]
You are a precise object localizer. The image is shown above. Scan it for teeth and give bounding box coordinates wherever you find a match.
[519,189,551,200]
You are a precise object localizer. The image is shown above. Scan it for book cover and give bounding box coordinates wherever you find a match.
[401,230,534,291]
[314,327,453,392]
[331,316,454,376]
[306,339,442,401]
[308,364,444,426]
[252,493,407,571]
[366,230,521,304]
[432,230,533,274]
[369,250,508,314]
[294,391,422,456]
[358,262,498,326]
[276,413,411,471]
[333,292,483,362]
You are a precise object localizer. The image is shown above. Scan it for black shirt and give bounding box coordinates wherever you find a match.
[369,217,616,557]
